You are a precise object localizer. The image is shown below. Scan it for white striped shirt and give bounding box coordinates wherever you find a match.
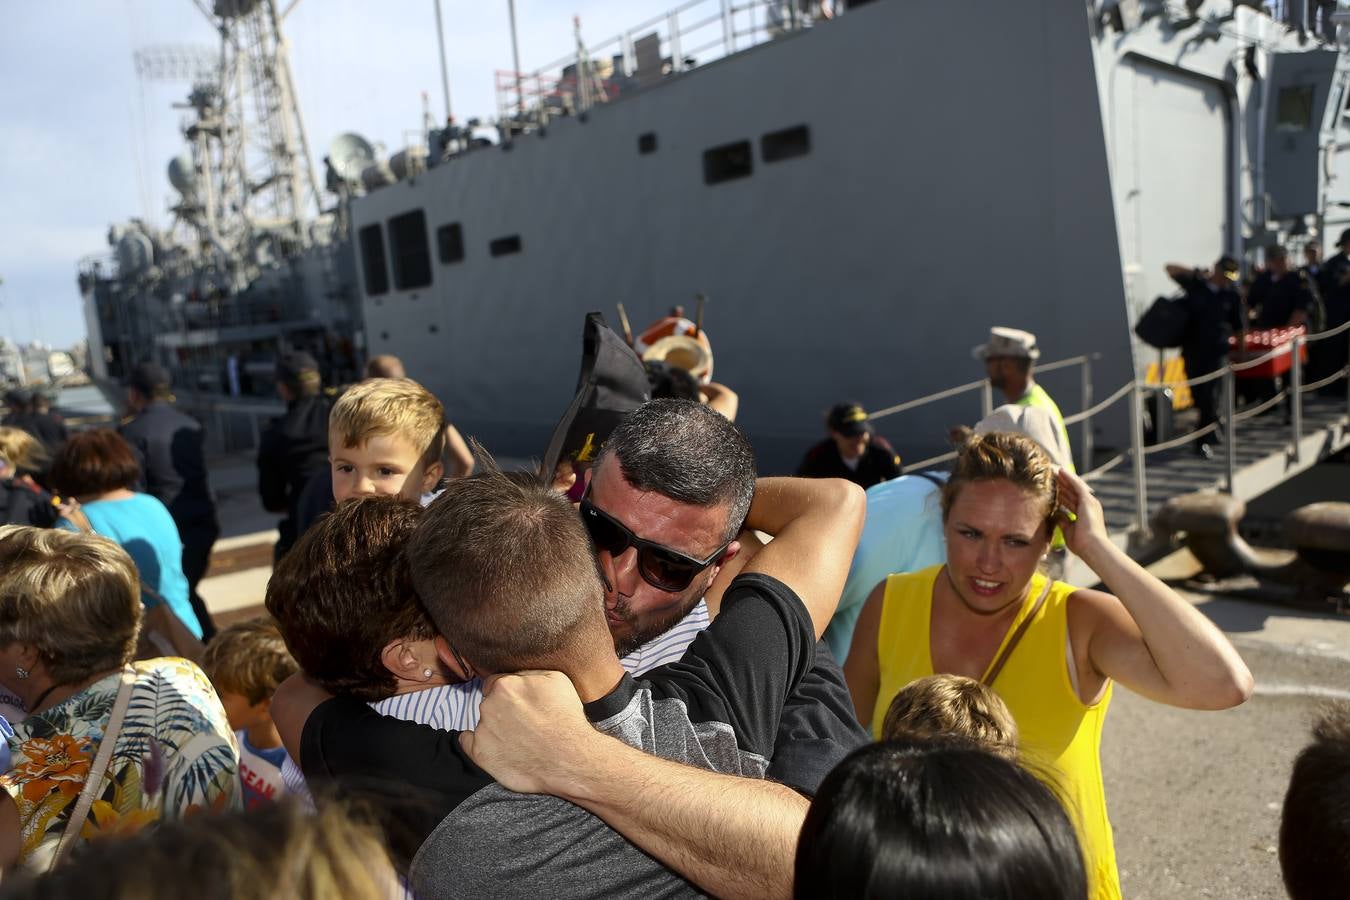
[281,600,711,798]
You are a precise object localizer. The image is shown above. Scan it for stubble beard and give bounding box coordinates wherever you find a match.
[609,575,712,658]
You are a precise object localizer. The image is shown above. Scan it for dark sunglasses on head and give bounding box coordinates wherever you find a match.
[578,499,729,593]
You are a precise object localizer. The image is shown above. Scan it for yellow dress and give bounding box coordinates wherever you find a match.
[871,564,1121,900]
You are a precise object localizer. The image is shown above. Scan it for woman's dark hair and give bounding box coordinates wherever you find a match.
[644,360,701,402]
[48,429,141,496]
[794,739,1087,900]
[265,496,431,701]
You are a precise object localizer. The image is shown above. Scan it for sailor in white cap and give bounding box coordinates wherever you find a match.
[972,326,1073,472]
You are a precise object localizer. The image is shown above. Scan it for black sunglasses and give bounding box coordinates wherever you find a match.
[579,499,729,593]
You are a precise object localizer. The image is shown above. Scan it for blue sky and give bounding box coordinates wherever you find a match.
[0,0,676,348]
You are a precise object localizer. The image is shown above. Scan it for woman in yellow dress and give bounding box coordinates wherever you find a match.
[843,432,1254,900]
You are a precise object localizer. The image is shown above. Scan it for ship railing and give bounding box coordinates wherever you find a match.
[870,355,1102,475]
[496,0,828,132]
[194,399,286,457]
[873,324,1350,538]
[1264,0,1342,40]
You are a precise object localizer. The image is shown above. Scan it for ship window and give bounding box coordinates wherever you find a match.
[358,224,389,296]
[437,223,465,264]
[761,125,810,163]
[703,140,753,185]
[388,209,433,290]
[490,235,523,257]
[638,132,657,154]
[1276,85,1315,131]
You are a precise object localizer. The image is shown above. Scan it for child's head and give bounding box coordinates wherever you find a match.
[265,496,446,702]
[881,674,1019,759]
[1281,704,1350,899]
[0,427,46,479]
[328,377,445,503]
[201,618,298,732]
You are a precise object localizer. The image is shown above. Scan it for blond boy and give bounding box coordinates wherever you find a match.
[201,618,299,809]
[328,378,446,503]
[881,673,1019,759]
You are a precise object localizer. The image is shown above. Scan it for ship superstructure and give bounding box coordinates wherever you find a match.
[80,0,1350,472]
[80,0,357,402]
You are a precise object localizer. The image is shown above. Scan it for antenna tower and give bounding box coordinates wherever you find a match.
[192,0,321,270]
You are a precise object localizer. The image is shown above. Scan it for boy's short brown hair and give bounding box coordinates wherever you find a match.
[201,617,299,706]
[882,674,1019,759]
[329,378,444,466]
[265,496,432,702]
[408,461,603,674]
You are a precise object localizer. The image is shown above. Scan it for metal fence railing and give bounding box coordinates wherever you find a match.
[873,323,1350,535]
[496,0,834,131]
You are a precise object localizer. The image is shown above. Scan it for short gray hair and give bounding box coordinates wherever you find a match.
[597,399,756,542]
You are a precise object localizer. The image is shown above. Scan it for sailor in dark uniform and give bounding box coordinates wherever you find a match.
[120,362,220,639]
[257,351,331,560]
[1314,229,1350,395]
[796,402,901,489]
[3,388,67,467]
[1165,256,1244,458]
[1249,245,1316,330]
[2,388,33,430]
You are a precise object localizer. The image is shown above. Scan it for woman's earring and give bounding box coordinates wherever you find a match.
[15,667,29,680]
[423,668,434,678]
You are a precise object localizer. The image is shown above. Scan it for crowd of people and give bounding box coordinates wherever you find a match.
[0,330,1343,900]
[1164,234,1350,458]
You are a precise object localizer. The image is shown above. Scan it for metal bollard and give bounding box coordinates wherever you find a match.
[1080,357,1094,471]
[1129,384,1148,533]
[1225,367,1237,493]
[1290,335,1303,463]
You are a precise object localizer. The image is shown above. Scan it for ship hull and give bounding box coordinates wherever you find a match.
[352,1,1135,471]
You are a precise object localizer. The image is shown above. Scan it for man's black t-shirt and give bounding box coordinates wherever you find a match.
[299,573,815,896]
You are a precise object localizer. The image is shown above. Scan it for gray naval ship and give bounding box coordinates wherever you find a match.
[78,0,1350,472]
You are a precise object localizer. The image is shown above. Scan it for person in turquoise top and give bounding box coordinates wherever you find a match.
[972,326,1075,473]
[48,429,203,638]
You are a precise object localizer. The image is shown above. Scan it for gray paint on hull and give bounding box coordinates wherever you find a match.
[353,1,1134,471]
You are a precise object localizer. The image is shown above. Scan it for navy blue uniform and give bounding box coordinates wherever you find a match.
[796,437,900,489]
[257,394,331,560]
[121,400,220,638]
[1175,272,1242,433]
[1249,270,1315,330]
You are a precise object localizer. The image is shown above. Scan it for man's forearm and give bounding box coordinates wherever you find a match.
[555,732,806,900]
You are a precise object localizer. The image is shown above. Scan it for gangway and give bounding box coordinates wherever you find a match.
[869,322,1350,586]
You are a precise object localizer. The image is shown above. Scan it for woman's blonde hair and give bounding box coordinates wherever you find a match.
[941,431,1058,533]
[882,674,1020,760]
[0,526,141,683]
[0,801,396,899]
[0,426,47,476]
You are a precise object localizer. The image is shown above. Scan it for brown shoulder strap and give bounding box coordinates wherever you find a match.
[982,577,1054,688]
[63,506,95,534]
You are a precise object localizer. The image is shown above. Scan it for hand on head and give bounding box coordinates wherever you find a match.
[550,460,578,496]
[1053,467,1106,556]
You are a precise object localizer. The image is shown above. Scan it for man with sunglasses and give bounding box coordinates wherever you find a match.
[273,400,867,899]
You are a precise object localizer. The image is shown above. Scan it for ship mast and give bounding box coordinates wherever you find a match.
[192,0,321,277]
